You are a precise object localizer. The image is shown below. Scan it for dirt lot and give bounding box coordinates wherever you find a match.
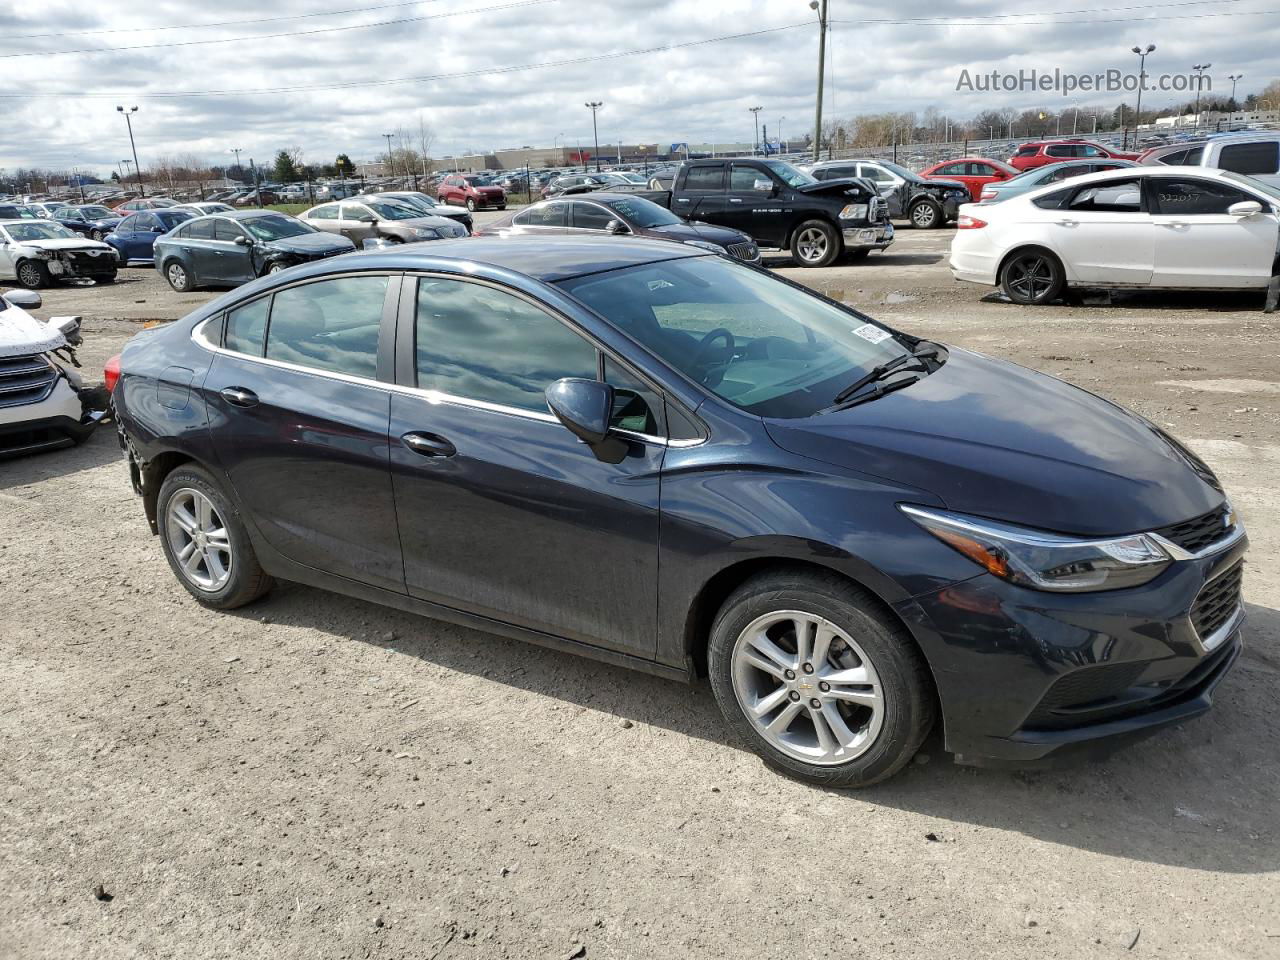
[2,229,1278,960]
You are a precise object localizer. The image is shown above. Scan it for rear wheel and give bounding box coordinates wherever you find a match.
[15,260,50,289]
[791,219,841,268]
[157,464,274,609]
[165,259,194,292]
[1000,248,1065,305]
[465,198,477,211]
[708,569,935,787]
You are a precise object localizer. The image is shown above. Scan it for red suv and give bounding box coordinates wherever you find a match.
[436,174,506,211]
[1008,140,1140,171]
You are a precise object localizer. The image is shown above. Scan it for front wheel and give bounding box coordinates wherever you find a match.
[157,464,274,609]
[15,260,50,289]
[908,200,942,229]
[708,569,935,787]
[98,271,118,284]
[791,219,840,268]
[90,229,105,241]
[999,249,1065,305]
[265,261,288,275]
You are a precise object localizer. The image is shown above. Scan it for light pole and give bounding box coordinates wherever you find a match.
[808,0,828,163]
[749,105,762,156]
[117,160,129,185]
[1192,62,1212,130]
[1127,44,1155,148]
[122,159,134,184]
[229,147,243,183]
[553,132,564,167]
[116,105,145,197]
[1227,72,1243,112]
[382,133,395,179]
[584,101,603,172]
[778,116,786,152]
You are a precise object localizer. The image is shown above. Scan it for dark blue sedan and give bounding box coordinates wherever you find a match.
[53,204,123,241]
[109,237,1246,787]
[106,209,194,265]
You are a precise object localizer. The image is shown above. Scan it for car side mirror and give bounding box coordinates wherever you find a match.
[2,290,41,310]
[152,225,165,233]
[1227,200,1263,218]
[753,179,773,192]
[605,219,628,235]
[545,378,627,464]
[233,235,250,246]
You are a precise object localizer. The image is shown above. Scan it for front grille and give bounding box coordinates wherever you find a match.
[1191,561,1244,641]
[66,250,116,273]
[0,354,57,409]
[727,241,759,262]
[1024,660,1149,728]
[1155,506,1233,554]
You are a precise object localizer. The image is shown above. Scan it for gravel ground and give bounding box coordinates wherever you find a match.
[2,228,1278,959]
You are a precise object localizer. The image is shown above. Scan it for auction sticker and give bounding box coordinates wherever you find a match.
[853,323,891,344]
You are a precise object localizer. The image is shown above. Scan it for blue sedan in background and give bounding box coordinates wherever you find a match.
[976,158,1138,203]
[106,209,194,265]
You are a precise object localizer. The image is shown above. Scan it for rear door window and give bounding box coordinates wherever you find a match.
[1066,178,1144,212]
[224,297,270,356]
[265,276,389,378]
[518,201,568,227]
[1218,141,1280,175]
[1015,146,1040,158]
[185,218,216,240]
[683,165,725,191]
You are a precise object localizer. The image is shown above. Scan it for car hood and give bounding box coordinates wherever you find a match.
[0,303,66,357]
[794,178,875,197]
[263,232,356,253]
[646,221,750,245]
[14,237,114,253]
[916,178,968,192]
[764,347,1223,536]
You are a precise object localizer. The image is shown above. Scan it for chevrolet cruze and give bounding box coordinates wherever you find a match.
[110,237,1247,786]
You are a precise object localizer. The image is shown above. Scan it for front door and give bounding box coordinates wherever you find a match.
[209,217,256,284]
[1147,176,1279,288]
[203,273,404,591]
[388,274,663,657]
[1046,177,1154,284]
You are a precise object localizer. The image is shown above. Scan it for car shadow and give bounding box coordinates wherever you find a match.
[980,288,1268,312]
[0,426,122,491]
[231,579,1280,875]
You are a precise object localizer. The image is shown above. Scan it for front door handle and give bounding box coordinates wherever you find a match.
[1160,221,1187,228]
[220,386,258,407]
[1057,219,1078,227]
[729,198,743,203]
[401,431,456,458]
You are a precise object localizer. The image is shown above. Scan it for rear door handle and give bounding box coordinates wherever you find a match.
[1057,219,1078,227]
[219,386,258,407]
[401,431,456,458]
[1161,221,1187,228]
[729,198,743,203]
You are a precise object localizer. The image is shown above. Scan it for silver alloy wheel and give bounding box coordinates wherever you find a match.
[730,610,884,766]
[794,226,829,265]
[910,202,938,228]
[167,262,188,289]
[267,262,286,274]
[165,488,233,592]
[16,262,42,287]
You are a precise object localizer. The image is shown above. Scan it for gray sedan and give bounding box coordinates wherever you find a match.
[978,159,1139,203]
[297,197,468,247]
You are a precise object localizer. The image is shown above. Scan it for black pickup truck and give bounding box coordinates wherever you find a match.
[639,158,892,268]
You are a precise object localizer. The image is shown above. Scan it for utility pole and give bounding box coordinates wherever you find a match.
[749,105,762,156]
[810,0,828,163]
[229,147,243,185]
[382,133,395,180]
[116,105,145,197]
[1192,63,1212,130]
[1228,72,1243,113]
[585,101,603,172]
[1128,44,1155,148]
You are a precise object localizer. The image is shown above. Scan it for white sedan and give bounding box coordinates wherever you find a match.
[950,166,1279,304]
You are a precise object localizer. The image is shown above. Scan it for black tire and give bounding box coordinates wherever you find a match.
[908,200,942,229]
[708,569,935,788]
[497,205,506,211]
[98,271,118,284]
[465,198,477,211]
[157,464,274,609]
[15,259,50,289]
[846,248,872,262]
[90,229,105,241]
[164,259,195,293]
[999,247,1066,305]
[790,219,841,268]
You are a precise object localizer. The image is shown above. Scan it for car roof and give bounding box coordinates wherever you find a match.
[0,218,57,226]
[1008,164,1248,201]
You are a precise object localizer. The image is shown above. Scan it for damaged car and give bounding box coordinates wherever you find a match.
[0,289,105,457]
[807,159,971,229]
[0,219,119,288]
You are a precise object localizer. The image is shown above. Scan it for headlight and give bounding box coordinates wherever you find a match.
[900,504,1172,592]
[682,240,726,254]
[413,228,439,239]
[838,203,869,220]
[34,250,54,260]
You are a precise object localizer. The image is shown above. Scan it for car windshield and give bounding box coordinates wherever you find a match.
[1222,171,1280,203]
[879,161,923,183]
[366,200,421,220]
[242,215,313,241]
[6,222,76,242]
[204,203,234,212]
[602,196,681,228]
[394,194,436,207]
[558,256,913,418]
[80,206,114,218]
[761,160,817,188]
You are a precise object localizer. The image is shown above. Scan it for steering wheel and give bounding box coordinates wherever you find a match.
[690,328,735,383]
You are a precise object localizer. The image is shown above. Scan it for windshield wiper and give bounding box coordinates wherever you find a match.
[831,345,941,406]
[831,373,922,411]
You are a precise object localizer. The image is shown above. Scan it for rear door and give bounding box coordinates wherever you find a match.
[387,273,664,656]
[673,163,726,222]
[1147,175,1278,288]
[1044,177,1154,284]
[303,203,343,236]
[203,272,404,591]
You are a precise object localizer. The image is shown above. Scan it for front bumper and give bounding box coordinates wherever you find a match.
[842,222,894,251]
[46,251,118,280]
[895,530,1248,767]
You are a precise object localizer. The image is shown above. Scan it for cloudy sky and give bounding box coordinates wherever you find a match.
[2,0,1277,176]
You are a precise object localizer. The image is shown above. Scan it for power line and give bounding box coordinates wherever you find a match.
[0,23,815,98]
[4,0,443,40]
[834,3,1272,26]
[0,0,557,60]
[842,0,1249,21]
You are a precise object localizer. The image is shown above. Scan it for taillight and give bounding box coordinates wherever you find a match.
[979,190,996,201]
[957,215,988,229]
[104,353,122,392]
